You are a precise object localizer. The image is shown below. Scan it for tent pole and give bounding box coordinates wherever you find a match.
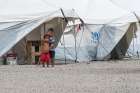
[60,8,68,64]
[133,12,139,58]
[133,12,140,28]
[60,8,68,23]
[133,30,135,54]
[73,19,78,63]
[62,20,67,64]
[43,23,46,35]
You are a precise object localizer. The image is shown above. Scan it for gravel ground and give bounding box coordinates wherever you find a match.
[0,60,140,93]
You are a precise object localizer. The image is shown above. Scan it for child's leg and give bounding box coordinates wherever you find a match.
[46,53,51,67]
[51,51,55,67]
[46,61,49,67]
[51,58,55,67]
[42,62,45,67]
[40,53,45,67]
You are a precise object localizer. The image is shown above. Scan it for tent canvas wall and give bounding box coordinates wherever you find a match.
[0,0,77,64]
[110,22,137,59]
[52,0,139,62]
[111,0,140,59]
[55,22,137,61]
[11,17,68,64]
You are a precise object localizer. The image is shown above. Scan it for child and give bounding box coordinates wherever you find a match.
[40,34,50,67]
[47,28,55,67]
[32,34,50,67]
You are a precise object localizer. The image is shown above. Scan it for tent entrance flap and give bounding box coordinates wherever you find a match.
[110,22,137,59]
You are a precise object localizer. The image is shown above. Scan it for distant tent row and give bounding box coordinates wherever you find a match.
[0,0,140,64]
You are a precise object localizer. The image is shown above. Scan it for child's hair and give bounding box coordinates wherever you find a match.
[48,28,54,32]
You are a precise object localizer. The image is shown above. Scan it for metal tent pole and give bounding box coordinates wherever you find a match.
[60,8,68,64]
[62,20,67,64]
[73,20,78,63]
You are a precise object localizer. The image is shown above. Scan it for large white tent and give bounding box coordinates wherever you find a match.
[52,0,139,61]
[0,0,139,63]
[0,0,76,58]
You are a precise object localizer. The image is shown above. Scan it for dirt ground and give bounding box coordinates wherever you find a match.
[0,60,140,93]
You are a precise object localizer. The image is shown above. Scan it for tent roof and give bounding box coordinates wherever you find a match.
[45,0,138,24]
[0,0,138,23]
[0,0,56,16]
[0,0,77,22]
[111,0,140,12]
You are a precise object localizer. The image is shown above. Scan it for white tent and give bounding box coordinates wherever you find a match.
[0,0,139,63]
[53,0,139,61]
[111,0,140,58]
[0,0,76,63]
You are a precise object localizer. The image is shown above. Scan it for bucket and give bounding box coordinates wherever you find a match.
[7,53,17,65]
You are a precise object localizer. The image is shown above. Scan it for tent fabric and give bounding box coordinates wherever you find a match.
[96,23,131,60]
[0,0,139,62]
[0,18,46,57]
[126,23,140,58]
[44,0,138,24]
[111,0,140,12]
[0,0,56,16]
[110,23,137,59]
[110,0,140,59]
[55,23,132,61]
[6,17,68,64]
[0,0,138,23]
[0,0,77,60]
[0,9,75,57]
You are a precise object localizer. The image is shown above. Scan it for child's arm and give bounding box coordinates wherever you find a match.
[50,44,55,49]
[32,52,41,56]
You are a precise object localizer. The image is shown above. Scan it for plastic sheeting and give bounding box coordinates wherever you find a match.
[56,23,131,61]
[0,18,46,57]
[127,23,140,58]
[0,9,75,57]
[0,0,138,24]
[44,0,139,24]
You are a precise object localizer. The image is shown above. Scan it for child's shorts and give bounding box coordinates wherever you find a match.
[40,53,50,63]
